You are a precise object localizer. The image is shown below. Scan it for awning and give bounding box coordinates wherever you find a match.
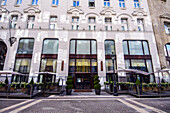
[0,71,26,76]
[116,68,150,76]
[152,68,170,74]
[35,72,57,75]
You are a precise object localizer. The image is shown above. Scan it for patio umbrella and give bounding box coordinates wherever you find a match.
[116,68,150,76]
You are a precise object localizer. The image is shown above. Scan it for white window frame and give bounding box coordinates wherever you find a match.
[27,15,35,29]
[32,0,38,5]
[137,18,144,31]
[119,0,125,8]
[16,0,22,5]
[52,0,59,6]
[49,16,57,29]
[164,22,170,34]
[104,0,110,7]
[134,0,140,8]
[121,18,128,31]
[11,15,18,28]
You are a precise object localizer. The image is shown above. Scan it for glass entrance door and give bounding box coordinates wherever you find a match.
[75,75,91,89]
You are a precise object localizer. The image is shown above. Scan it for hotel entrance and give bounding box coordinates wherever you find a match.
[75,75,91,89]
[69,39,97,89]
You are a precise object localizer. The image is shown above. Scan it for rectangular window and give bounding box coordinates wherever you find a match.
[16,0,22,5]
[70,40,97,55]
[165,44,170,57]
[119,0,125,8]
[121,18,128,31]
[17,39,34,54]
[104,0,110,7]
[164,22,170,34]
[137,19,144,31]
[88,17,95,23]
[89,0,95,7]
[14,58,32,73]
[123,40,150,55]
[11,15,18,28]
[1,0,7,5]
[0,15,2,21]
[77,40,91,54]
[134,0,140,8]
[105,18,112,23]
[76,25,79,30]
[105,40,115,55]
[52,0,59,6]
[72,17,79,23]
[42,39,59,54]
[40,59,57,73]
[49,16,57,29]
[32,0,38,5]
[105,59,116,72]
[27,16,35,29]
[73,0,79,7]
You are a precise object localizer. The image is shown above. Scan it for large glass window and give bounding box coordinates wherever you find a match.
[123,40,153,83]
[40,59,57,73]
[42,39,59,54]
[70,40,97,55]
[105,40,115,55]
[13,39,34,82]
[14,58,31,73]
[123,40,150,55]
[69,59,97,73]
[17,39,34,54]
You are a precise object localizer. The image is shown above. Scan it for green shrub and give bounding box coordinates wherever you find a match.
[29,77,34,85]
[66,84,73,89]
[5,76,9,84]
[94,75,101,89]
[135,78,140,85]
[94,84,101,89]
[66,75,73,89]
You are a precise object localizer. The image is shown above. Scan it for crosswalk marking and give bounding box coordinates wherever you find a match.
[0,100,33,113]
[9,100,42,113]
[117,99,149,113]
[126,98,167,113]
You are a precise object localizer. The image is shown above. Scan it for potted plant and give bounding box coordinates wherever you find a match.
[94,75,101,95]
[0,81,6,92]
[28,77,34,95]
[66,76,73,95]
[20,82,29,93]
[135,78,141,95]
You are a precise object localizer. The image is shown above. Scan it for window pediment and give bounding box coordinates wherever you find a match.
[67,8,84,14]
[132,8,147,16]
[100,8,116,15]
[160,13,170,20]
[24,6,41,13]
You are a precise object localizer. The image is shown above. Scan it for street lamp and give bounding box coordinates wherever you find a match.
[4,8,17,46]
[111,52,118,96]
